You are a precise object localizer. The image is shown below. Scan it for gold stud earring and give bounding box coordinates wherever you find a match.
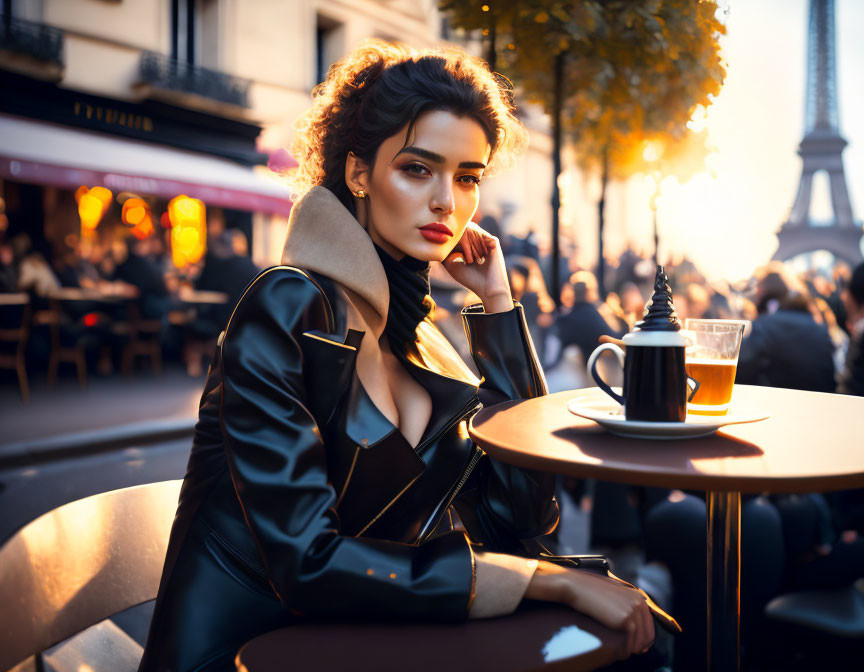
[354,189,366,198]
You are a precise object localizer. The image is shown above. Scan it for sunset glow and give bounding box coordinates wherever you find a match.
[573,0,864,282]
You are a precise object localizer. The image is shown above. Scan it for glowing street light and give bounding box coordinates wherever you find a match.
[75,185,113,234]
[121,197,155,240]
[167,195,206,268]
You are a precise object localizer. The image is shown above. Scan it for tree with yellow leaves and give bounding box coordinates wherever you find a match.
[440,0,725,299]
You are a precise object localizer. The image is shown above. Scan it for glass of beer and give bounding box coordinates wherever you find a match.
[683,319,749,416]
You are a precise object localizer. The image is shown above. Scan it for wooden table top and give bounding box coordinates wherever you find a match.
[469,385,864,494]
[178,289,229,304]
[0,293,28,305]
[48,287,131,302]
[236,604,625,672]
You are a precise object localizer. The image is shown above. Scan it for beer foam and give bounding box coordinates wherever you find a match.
[685,358,737,366]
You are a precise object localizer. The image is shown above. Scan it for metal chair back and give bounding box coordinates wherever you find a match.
[0,480,182,670]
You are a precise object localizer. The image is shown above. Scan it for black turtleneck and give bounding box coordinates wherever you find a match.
[373,243,434,356]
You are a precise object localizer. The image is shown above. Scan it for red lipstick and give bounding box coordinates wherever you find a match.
[419,223,452,244]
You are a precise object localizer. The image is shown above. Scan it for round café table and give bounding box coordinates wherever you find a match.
[235,604,626,671]
[469,384,864,672]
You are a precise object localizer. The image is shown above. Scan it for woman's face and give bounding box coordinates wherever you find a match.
[352,110,491,262]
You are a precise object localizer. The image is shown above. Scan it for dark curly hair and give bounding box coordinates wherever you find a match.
[288,39,527,214]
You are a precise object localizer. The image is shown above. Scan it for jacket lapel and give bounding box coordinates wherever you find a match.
[299,328,363,428]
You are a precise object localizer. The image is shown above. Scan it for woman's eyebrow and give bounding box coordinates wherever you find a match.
[396,146,486,170]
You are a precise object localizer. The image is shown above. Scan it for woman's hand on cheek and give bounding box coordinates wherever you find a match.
[442,223,513,313]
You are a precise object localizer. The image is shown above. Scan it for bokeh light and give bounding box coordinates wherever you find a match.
[167,195,206,268]
[121,197,155,240]
[75,185,113,232]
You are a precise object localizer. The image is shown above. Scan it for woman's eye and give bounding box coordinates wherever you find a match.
[402,163,430,177]
[457,174,482,186]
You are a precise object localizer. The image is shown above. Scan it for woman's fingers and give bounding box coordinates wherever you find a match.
[470,229,484,264]
[460,222,501,266]
[641,601,655,653]
[625,617,637,658]
[461,235,474,264]
[631,600,653,655]
[446,251,466,265]
[621,594,652,657]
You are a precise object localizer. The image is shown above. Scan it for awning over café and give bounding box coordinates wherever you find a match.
[0,113,293,216]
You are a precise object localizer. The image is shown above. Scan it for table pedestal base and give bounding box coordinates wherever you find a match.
[707,490,741,672]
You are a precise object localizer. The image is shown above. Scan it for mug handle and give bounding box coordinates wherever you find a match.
[687,375,700,403]
[586,343,625,406]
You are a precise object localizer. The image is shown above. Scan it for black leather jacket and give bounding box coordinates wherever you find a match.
[140,266,558,671]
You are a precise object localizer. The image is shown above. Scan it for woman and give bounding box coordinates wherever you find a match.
[140,41,654,671]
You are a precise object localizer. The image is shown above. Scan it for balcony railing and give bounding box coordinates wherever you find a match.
[138,51,251,109]
[0,15,64,65]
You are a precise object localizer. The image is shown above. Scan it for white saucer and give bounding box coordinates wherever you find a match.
[566,389,770,440]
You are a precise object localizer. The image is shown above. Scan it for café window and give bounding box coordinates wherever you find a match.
[316,14,343,85]
[171,0,219,68]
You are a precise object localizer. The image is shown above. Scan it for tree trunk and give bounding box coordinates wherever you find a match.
[550,51,564,310]
[597,145,609,300]
[3,0,12,34]
[486,12,497,72]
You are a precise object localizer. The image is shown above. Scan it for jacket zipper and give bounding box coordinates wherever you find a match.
[413,400,484,541]
[415,446,484,544]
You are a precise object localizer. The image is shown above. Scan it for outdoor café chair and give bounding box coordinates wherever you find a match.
[0,480,182,671]
[42,299,88,389]
[121,302,163,376]
[761,582,864,666]
[0,294,31,402]
[0,478,635,672]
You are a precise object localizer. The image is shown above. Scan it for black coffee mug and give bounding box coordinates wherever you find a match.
[587,332,699,422]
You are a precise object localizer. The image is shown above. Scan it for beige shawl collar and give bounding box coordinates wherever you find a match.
[281,186,389,337]
[280,187,480,401]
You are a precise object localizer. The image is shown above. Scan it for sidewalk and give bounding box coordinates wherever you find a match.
[0,366,203,465]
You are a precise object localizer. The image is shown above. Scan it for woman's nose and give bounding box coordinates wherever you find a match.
[430,181,455,215]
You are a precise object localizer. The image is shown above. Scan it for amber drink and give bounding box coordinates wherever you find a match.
[683,319,748,416]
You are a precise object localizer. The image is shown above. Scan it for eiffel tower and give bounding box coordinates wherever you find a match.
[773,0,863,266]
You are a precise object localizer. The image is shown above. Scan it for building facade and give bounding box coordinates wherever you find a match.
[0,0,553,266]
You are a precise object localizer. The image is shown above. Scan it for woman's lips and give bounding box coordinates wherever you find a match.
[419,223,452,244]
[419,229,450,244]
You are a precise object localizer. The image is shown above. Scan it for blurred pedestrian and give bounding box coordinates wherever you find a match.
[219,230,259,304]
[838,261,864,396]
[114,236,169,320]
[618,281,647,328]
[552,271,625,368]
[0,241,16,292]
[736,264,835,392]
[14,234,60,298]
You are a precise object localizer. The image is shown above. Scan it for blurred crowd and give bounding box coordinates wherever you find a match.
[3,204,864,666]
[0,208,259,381]
[3,203,863,403]
[426,224,864,403]
[431,230,863,670]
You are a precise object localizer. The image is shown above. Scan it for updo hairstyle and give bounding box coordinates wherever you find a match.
[289,39,528,214]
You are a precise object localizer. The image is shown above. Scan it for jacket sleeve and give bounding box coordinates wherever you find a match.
[219,269,474,619]
[455,302,559,554]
